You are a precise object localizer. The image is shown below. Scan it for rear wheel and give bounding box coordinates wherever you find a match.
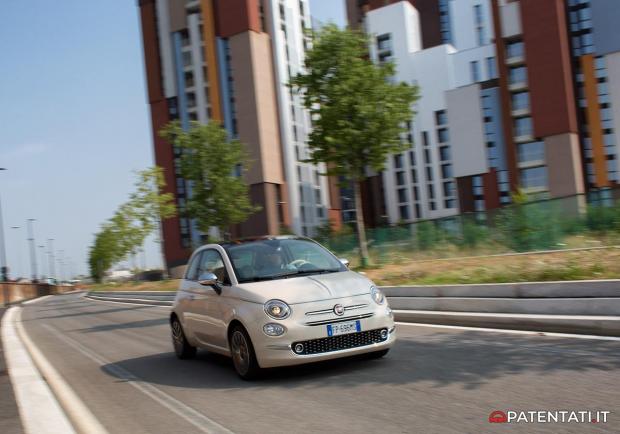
[230,325,260,380]
[171,317,196,359]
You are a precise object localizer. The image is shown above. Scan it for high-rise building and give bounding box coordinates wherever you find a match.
[138,0,341,274]
[347,0,620,224]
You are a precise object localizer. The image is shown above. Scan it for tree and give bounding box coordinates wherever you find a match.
[290,25,419,266]
[160,121,258,240]
[88,166,177,281]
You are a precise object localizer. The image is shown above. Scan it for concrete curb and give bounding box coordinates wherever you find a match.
[1,306,76,434]
[393,310,620,337]
[85,294,173,306]
[13,307,109,434]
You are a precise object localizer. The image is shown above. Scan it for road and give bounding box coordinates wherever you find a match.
[18,293,620,433]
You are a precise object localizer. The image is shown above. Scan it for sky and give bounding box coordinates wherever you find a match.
[0,0,344,279]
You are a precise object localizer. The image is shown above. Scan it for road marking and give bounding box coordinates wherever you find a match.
[1,307,76,434]
[396,322,620,341]
[84,296,171,309]
[42,324,234,434]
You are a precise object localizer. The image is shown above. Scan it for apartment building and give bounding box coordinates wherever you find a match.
[138,0,341,272]
[347,0,620,224]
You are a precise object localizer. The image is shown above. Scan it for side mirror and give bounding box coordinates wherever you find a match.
[339,258,350,268]
[197,272,222,294]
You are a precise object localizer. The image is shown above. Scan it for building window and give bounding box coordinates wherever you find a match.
[393,153,403,169]
[435,110,447,126]
[426,166,433,181]
[437,128,449,144]
[486,56,496,78]
[411,169,418,183]
[428,184,435,199]
[443,181,455,197]
[377,34,391,52]
[398,188,407,203]
[441,164,453,179]
[396,171,405,186]
[473,4,485,46]
[508,65,527,86]
[470,60,480,82]
[424,149,431,165]
[518,141,545,163]
[439,146,451,161]
[439,0,452,44]
[511,91,530,111]
[520,166,548,189]
[514,117,533,138]
[422,131,429,147]
[445,199,456,208]
[506,40,524,59]
[399,205,410,221]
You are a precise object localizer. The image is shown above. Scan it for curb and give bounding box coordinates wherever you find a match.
[84,294,173,306]
[1,306,76,434]
[12,306,108,434]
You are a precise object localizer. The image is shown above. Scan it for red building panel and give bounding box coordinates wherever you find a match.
[214,0,261,38]
[520,0,578,137]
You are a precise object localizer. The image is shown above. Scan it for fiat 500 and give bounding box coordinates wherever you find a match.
[170,236,395,379]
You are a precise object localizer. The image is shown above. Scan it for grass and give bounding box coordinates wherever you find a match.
[362,246,620,286]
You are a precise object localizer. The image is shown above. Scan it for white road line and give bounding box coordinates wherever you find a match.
[396,322,620,341]
[84,296,171,309]
[1,307,76,434]
[42,324,234,434]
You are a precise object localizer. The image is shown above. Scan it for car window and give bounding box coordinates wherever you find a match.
[285,240,334,270]
[185,252,202,280]
[197,249,230,285]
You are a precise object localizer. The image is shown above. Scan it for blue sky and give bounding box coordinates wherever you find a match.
[0,1,344,278]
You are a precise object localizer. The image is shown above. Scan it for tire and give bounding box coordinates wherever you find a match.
[229,325,261,380]
[171,317,197,359]
[367,348,390,359]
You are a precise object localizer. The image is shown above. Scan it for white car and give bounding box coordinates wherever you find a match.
[170,236,395,379]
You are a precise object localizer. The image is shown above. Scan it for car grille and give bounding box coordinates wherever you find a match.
[291,328,388,355]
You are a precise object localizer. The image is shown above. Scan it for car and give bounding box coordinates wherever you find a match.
[170,236,396,379]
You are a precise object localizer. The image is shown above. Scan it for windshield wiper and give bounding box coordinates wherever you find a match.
[241,268,341,283]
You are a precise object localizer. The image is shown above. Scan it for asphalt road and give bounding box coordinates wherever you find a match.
[18,293,620,433]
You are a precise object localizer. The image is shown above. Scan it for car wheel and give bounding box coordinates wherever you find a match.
[171,317,196,359]
[230,325,260,380]
[367,348,390,359]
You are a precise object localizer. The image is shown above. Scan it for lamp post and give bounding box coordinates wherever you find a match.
[38,245,47,281]
[48,238,56,281]
[11,227,22,279]
[0,168,7,305]
[27,218,38,282]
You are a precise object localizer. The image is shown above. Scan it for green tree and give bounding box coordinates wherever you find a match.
[161,121,258,240]
[290,25,419,266]
[88,166,177,281]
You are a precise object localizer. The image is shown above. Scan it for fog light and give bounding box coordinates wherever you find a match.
[263,323,286,336]
[380,329,388,340]
[293,343,304,354]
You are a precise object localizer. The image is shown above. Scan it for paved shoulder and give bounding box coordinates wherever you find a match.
[0,308,24,434]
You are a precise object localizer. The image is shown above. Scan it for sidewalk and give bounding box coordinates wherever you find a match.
[0,307,24,434]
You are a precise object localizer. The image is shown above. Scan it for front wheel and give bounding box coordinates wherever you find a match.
[171,317,196,359]
[230,326,261,380]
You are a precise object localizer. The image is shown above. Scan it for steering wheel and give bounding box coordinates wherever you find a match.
[290,259,310,268]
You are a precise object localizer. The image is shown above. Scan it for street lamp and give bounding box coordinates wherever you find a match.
[0,168,7,306]
[48,238,56,281]
[11,227,22,279]
[27,218,38,282]
[38,245,47,281]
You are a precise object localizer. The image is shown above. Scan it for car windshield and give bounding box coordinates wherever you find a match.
[223,238,346,283]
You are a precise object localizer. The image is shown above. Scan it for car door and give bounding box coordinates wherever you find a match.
[184,248,230,350]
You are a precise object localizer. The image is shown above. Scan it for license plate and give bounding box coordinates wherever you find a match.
[327,320,361,337]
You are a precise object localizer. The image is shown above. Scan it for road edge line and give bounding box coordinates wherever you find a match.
[14,307,109,434]
[1,306,76,434]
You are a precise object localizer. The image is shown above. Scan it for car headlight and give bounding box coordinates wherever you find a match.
[370,286,385,305]
[264,299,291,320]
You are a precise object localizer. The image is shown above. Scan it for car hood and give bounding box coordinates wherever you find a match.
[231,270,374,304]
